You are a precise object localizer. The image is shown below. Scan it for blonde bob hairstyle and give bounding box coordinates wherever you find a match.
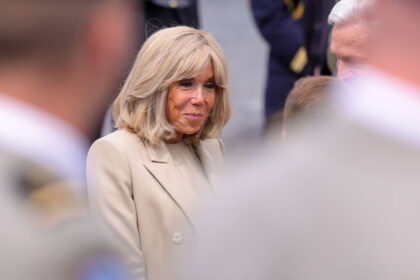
[113,26,231,145]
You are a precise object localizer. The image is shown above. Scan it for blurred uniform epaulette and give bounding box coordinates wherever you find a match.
[18,164,85,226]
[283,0,308,74]
[290,46,308,74]
[284,0,305,20]
[0,150,133,279]
[148,0,191,9]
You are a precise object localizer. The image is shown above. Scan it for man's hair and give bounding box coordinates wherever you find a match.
[0,0,102,62]
[328,0,375,26]
[283,76,335,127]
[113,26,231,145]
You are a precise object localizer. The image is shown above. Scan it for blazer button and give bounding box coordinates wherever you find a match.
[172,232,183,245]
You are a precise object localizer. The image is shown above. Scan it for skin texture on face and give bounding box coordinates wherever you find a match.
[166,60,217,143]
[331,21,369,78]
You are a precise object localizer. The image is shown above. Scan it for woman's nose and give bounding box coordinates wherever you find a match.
[191,86,205,105]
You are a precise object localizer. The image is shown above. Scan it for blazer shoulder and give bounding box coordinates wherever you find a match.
[96,129,139,146]
[89,129,149,162]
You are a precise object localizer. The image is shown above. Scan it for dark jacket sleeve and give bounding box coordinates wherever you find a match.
[250,0,305,64]
[302,0,335,70]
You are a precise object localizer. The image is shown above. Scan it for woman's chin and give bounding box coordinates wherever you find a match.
[178,127,202,136]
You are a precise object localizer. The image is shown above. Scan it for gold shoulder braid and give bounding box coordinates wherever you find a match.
[19,165,85,226]
[283,0,308,73]
[284,0,305,20]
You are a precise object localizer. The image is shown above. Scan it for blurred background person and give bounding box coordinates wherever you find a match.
[251,0,335,124]
[0,0,139,278]
[185,0,420,279]
[251,0,311,122]
[302,0,336,76]
[87,26,230,280]
[144,0,200,32]
[328,0,374,78]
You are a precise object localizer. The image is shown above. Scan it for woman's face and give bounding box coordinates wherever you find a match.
[166,61,216,142]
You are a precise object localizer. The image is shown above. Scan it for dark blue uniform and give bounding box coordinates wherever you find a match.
[302,0,336,75]
[251,0,310,119]
[145,0,200,35]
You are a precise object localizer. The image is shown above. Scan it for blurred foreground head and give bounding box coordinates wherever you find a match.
[328,0,375,78]
[264,76,338,140]
[368,0,420,87]
[283,76,335,132]
[0,0,136,139]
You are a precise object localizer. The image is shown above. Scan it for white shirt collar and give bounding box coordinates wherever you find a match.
[334,67,420,148]
[0,94,89,190]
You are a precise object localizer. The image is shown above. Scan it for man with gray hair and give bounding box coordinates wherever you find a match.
[328,0,374,78]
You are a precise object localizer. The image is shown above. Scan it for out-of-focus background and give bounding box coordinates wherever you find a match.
[199,0,267,150]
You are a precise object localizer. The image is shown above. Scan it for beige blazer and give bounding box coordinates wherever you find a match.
[86,129,224,280]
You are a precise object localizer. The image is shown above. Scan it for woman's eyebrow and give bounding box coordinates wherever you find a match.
[179,77,193,81]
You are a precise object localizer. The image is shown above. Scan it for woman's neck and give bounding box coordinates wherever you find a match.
[166,132,184,143]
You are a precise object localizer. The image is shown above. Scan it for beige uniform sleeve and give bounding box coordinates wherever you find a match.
[87,139,146,280]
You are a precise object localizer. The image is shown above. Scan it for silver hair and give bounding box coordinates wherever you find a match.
[328,0,375,25]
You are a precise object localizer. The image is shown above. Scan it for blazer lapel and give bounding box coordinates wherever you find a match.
[142,142,198,227]
[194,141,224,190]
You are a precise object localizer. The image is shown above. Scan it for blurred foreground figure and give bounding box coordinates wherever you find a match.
[0,0,138,279]
[185,1,420,280]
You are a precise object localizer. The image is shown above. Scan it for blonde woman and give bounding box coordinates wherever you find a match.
[86,26,231,280]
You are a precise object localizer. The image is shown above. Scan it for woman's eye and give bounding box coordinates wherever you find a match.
[179,80,193,87]
[204,83,216,89]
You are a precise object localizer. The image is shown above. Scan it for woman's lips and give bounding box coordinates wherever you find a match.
[184,113,204,120]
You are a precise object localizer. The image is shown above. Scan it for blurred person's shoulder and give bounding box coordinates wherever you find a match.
[189,73,420,280]
[0,148,132,280]
[0,146,69,199]
[0,145,85,225]
[95,128,140,146]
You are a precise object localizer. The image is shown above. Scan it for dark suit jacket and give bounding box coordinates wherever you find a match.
[302,0,335,74]
[145,0,199,36]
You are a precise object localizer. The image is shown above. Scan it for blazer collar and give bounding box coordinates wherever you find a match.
[194,141,222,188]
[142,140,220,228]
[144,139,219,167]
